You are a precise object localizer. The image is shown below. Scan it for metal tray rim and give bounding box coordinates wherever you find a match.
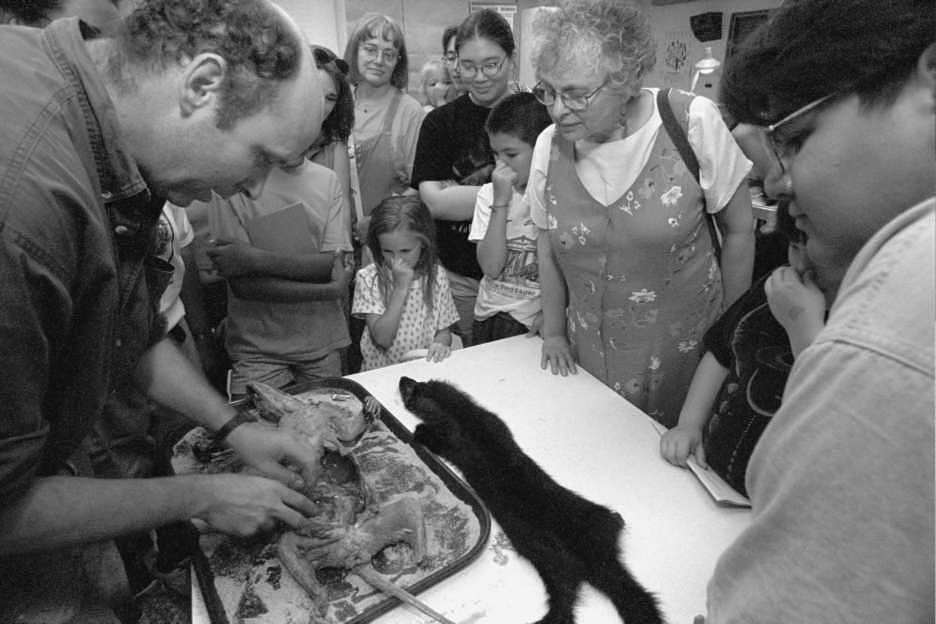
[191,376,493,624]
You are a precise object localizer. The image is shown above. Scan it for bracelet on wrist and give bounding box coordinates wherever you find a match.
[210,411,255,446]
[490,203,510,211]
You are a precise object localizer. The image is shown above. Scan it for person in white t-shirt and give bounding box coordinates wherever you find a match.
[469,92,552,343]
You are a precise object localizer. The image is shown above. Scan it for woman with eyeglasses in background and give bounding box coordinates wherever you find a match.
[343,13,424,240]
[342,13,424,372]
[411,9,518,347]
[530,0,754,428]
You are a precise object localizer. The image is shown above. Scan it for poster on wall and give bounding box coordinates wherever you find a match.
[726,10,772,61]
[661,29,691,89]
[469,2,518,32]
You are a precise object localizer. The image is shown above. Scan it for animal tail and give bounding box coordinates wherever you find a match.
[588,556,665,624]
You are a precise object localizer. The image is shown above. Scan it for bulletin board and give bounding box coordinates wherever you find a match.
[726,10,771,61]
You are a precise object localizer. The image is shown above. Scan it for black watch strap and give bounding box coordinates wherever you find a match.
[211,411,255,446]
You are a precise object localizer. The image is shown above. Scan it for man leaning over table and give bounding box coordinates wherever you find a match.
[0,0,332,619]
[702,0,935,622]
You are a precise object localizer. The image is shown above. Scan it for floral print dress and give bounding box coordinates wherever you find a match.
[542,94,723,427]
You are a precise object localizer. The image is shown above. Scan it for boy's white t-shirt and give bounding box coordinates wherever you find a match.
[468,183,541,327]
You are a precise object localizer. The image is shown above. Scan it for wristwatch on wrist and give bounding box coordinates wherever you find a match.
[210,411,255,446]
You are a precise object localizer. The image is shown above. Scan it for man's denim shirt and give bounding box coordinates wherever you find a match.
[0,19,170,501]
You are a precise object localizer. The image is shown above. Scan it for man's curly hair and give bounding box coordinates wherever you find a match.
[109,0,303,130]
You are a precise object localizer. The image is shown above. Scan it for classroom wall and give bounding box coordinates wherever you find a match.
[278,0,784,105]
[344,0,473,100]
[641,0,783,101]
[276,0,345,56]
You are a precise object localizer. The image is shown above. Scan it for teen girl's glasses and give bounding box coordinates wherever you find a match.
[532,78,610,112]
[765,93,836,174]
[458,56,506,79]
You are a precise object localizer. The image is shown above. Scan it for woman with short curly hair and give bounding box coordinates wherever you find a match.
[530,0,754,427]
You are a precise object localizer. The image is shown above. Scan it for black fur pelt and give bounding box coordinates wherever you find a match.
[399,376,664,624]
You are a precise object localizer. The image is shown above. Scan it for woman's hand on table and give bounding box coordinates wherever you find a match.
[660,424,707,468]
[540,335,577,376]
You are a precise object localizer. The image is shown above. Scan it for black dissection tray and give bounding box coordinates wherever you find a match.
[179,377,491,624]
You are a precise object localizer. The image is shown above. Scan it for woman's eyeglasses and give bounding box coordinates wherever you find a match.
[765,93,835,174]
[532,78,609,112]
[360,43,399,66]
[458,56,506,79]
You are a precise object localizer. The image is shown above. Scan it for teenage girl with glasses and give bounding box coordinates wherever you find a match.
[411,9,519,348]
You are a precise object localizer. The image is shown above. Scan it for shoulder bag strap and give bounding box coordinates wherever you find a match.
[656,88,721,261]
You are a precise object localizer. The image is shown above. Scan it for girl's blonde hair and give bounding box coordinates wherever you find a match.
[420,59,453,107]
[366,196,440,309]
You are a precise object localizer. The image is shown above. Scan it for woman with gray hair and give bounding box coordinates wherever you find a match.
[530,0,754,427]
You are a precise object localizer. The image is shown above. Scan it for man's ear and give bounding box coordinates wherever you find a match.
[179,53,226,117]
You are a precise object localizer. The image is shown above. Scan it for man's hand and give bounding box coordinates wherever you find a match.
[206,238,259,278]
[765,265,825,333]
[191,472,318,535]
[224,422,324,490]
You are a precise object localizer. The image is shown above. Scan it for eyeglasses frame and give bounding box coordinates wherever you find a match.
[360,42,399,66]
[532,77,611,112]
[765,93,836,175]
[457,55,507,80]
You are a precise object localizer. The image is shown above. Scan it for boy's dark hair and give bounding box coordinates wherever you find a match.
[110,0,303,131]
[721,0,935,126]
[455,8,515,58]
[485,92,551,147]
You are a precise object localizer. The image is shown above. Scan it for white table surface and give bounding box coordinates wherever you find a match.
[192,335,750,623]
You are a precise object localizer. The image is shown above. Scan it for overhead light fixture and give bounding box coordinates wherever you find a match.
[690,46,721,92]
